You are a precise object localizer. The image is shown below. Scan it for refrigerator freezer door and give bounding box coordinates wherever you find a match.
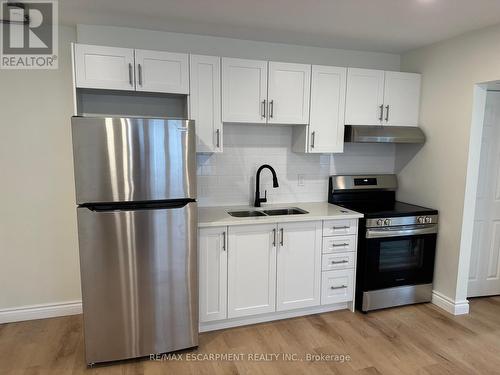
[77,201,198,364]
[71,117,196,204]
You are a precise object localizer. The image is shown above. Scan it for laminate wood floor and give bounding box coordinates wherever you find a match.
[1,297,500,374]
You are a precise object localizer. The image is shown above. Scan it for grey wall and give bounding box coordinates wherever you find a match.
[77,25,400,70]
[0,26,80,310]
[399,23,500,303]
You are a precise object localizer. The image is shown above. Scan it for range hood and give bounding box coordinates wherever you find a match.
[344,125,426,144]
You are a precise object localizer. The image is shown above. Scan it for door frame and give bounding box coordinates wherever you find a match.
[459,83,491,307]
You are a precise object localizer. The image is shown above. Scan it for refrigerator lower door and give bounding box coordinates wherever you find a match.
[77,201,198,364]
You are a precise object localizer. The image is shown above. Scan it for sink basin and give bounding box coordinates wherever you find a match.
[262,207,309,216]
[227,210,267,218]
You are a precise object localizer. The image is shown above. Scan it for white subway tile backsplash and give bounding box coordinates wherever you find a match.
[197,125,396,207]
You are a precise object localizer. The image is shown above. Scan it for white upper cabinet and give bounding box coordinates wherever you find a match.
[383,72,421,126]
[267,62,311,125]
[345,68,385,126]
[134,49,189,94]
[222,58,268,124]
[308,65,347,153]
[74,44,135,91]
[345,68,421,127]
[199,227,228,323]
[190,55,223,153]
[276,221,322,311]
[73,44,188,95]
[227,224,277,318]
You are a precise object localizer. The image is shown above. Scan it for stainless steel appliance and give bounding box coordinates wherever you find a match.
[328,175,438,312]
[344,125,426,144]
[71,116,198,365]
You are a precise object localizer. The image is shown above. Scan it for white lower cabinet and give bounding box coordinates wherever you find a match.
[199,218,358,329]
[199,227,228,322]
[227,224,277,318]
[277,221,322,311]
[321,269,355,305]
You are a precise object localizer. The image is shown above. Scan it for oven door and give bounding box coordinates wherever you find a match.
[364,224,437,291]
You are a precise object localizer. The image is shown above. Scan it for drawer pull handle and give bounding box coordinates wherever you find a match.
[330,243,348,247]
[331,260,348,264]
[330,285,348,290]
[332,226,350,230]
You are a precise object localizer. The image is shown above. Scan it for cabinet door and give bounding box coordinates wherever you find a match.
[345,68,385,126]
[227,224,276,318]
[74,44,135,91]
[135,49,189,94]
[277,221,322,311]
[383,71,421,127]
[267,62,311,125]
[222,58,268,124]
[199,227,228,322]
[190,55,223,153]
[308,65,347,153]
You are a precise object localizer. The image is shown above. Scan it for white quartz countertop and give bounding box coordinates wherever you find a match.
[198,202,363,228]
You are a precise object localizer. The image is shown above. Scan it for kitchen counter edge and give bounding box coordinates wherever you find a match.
[198,202,363,228]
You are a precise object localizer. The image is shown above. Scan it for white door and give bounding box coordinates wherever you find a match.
[189,55,223,153]
[383,71,421,126]
[345,68,385,126]
[308,65,347,153]
[227,224,277,318]
[135,49,189,94]
[267,62,311,124]
[276,221,322,311]
[74,44,135,91]
[468,91,500,297]
[222,58,268,124]
[199,227,228,322]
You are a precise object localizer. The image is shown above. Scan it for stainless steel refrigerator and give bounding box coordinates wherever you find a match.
[71,116,198,365]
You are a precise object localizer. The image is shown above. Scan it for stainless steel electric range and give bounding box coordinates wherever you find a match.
[328,174,438,312]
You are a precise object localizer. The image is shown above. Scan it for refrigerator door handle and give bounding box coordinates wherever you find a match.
[81,199,196,212]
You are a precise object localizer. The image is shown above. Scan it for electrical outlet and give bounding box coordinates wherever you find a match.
[297,174,305,186]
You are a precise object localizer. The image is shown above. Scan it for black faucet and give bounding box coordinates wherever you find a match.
[254,164,279,207]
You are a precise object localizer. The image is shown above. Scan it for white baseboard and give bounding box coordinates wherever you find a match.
[432,291,469,315]
[0,300,83,324]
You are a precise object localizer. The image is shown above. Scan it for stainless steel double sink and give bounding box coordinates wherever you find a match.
[227,207,308,218]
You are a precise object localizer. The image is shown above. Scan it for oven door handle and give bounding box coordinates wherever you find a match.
[366,224,438,239]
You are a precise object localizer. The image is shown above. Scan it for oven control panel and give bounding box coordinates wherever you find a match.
[367,215,438,228]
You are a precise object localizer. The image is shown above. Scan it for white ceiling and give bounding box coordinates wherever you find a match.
[59,0,500,53]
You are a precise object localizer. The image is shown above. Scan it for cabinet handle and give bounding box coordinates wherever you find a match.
[330,243,349,248]
[269,100,274,118]
[385,105,390,122]
[310,131,315,149]
[332,226,349,230]
[272,228,276,247]
[128,63,133,86]
[379,104,384,121]
[138,63,143,86]
[330,285,348,290]
[216,129,220,148]
[261,100,267,118]
[331,260,349,264]
[222,231,226,251]
[280,228,284,246]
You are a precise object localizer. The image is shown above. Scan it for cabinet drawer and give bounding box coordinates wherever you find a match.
[322,235,356,254]
[323,219,357,236]
[321,252,355,271]
[321,269,354,305]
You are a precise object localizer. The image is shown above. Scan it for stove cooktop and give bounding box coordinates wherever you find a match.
[335,201,438,218]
